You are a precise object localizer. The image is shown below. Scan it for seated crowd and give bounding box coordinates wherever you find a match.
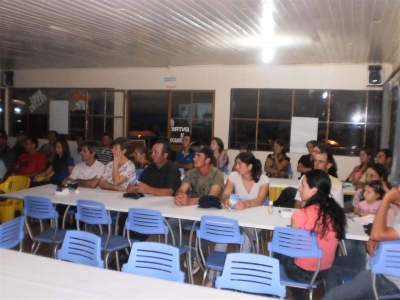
[1,128,399,299]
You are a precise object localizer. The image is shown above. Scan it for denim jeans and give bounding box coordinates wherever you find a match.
[275,254,329,300]
[323,254,400,300]
[343,239,367,256]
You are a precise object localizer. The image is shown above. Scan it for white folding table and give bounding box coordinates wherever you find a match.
[0,184,368,241]
[0,248,270,299]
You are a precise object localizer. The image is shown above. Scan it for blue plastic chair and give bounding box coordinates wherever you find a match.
[125,208,169,245]
[23,196,67,257]
[132,168,144,185]
[0,216,25,251]
[215,253,286,297]
[370,240,400,300]
[196,215,245,286]
[267,227,323,300]
[122,242,185,282]
[56,230,104,268]
[75,199,130,270]
[125,208,191,282]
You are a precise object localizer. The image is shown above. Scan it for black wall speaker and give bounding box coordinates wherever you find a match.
[368,65,382,85]
[1,71,14,87]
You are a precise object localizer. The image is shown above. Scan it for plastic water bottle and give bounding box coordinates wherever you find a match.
[268,200,273,214]
[229,194,239,209]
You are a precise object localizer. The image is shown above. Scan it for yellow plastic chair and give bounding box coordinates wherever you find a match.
[0,176,31,223]
[36,172,54,182]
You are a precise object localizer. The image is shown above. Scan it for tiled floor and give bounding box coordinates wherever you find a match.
[17,220,324,299]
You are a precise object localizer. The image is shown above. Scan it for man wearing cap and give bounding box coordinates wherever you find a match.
[168,145,225,273]
[0,130,16,175]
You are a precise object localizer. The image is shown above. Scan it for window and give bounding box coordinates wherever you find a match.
[8,88,119,140]
[0,88,5,129]
[128,90,215,149]
[229,88,382,155]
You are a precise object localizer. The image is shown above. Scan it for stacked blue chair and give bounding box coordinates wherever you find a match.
[75,199,130,270]
[215,253,286,298]
[125,208,191,282]
[23,196,67,257]
[196,215,245,286]
[370,240,400,300]
[57,230,104,268]
[268,226,323,300]
[122,242,185,283]
[0,216,25,251]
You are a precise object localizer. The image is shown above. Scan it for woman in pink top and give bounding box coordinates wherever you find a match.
[278,169,346,299]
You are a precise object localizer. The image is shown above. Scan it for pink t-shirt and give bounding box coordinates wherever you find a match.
[358,200,382,214]
[292,205,338,271]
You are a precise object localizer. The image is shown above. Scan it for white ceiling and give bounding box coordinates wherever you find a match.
[1,0,399,71]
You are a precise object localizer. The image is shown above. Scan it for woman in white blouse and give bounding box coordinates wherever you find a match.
[206,152,269,286]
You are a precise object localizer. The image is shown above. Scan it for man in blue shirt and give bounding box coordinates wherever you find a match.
[174,133,194,170]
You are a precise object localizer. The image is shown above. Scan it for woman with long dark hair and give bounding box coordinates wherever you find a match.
[264,138,290,178]
[281,169,346,299]
[346,147,374,185]
[33,139,74,185]
[210,137,228,172]
[206,152,269,287]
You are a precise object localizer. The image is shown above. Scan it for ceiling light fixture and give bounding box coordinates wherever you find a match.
[261,0,274,63]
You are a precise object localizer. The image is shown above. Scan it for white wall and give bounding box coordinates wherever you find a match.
[13,63,390,180]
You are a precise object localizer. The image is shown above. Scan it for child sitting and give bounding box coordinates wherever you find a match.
[357,180,385,216]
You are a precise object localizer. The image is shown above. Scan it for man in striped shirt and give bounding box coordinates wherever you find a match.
[97,132,113,165]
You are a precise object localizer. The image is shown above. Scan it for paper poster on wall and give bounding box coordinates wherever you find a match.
[49,100,69,134]
[290,117,318,153]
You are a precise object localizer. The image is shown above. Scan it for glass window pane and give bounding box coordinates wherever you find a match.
[259,89,292,119]
[330,91,366,122]
[9,88,49,137]
[105,91,115,116]
[171,92,191,119]
[229,120,256,150]
[70,90,88,113]
[294,90,329,120]
[317,122,328,142]
[0,89,4,129]
[328,123,364,151]
[193,92,213,119]
[367,91,382,123]
[231,89,258,118]
[365,124,381,154]
[192,120,212,146]
[389,87,399,149]
[128,91,168,146]
[89,91,114,116]
[257,121,291,151]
